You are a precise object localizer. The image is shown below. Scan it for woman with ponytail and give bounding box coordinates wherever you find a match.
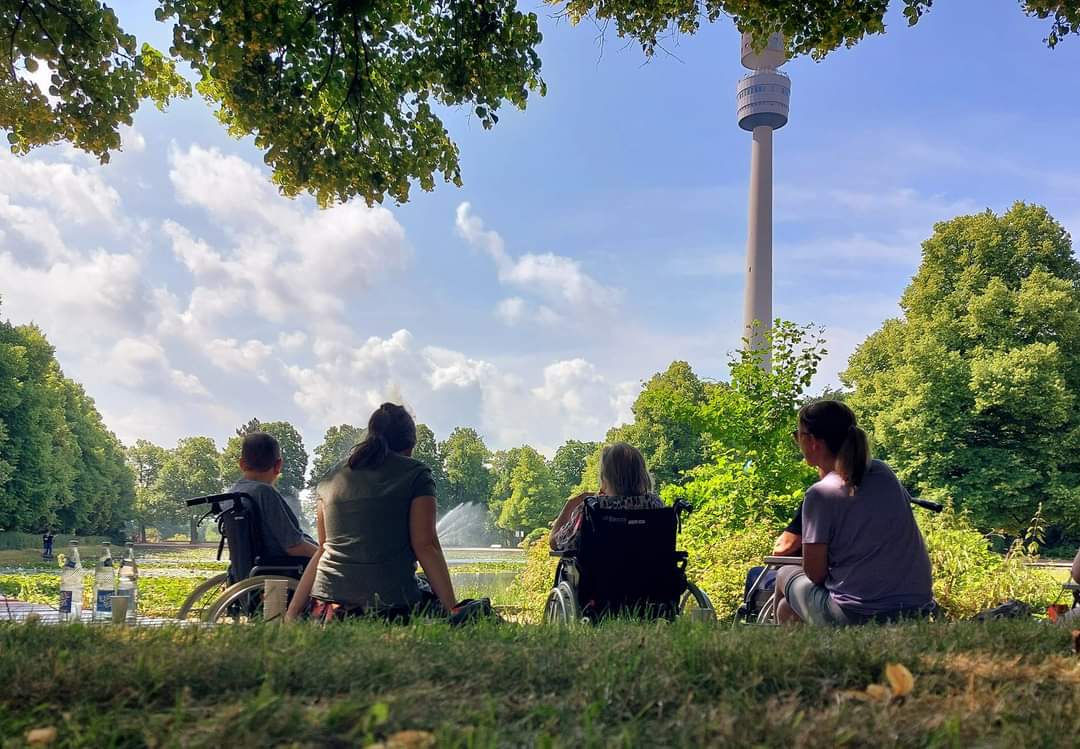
[774,400,933,626]
[286,403,458,621]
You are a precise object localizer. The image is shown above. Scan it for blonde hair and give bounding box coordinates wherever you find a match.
[599,442,652,496]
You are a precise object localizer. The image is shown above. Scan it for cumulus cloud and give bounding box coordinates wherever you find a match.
[455,202,622,320]
[0,151,121,230]
[105,337,209,397]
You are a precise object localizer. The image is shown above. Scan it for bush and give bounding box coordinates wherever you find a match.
[919,506,1061,619]
[504,532,558,621]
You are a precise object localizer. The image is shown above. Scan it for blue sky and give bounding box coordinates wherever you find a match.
[2,0,1078,457]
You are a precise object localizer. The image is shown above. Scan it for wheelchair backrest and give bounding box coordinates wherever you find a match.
[575,503,685,615]
[215,494,265,583]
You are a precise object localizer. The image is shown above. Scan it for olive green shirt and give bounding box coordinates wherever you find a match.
[311,453,436,609]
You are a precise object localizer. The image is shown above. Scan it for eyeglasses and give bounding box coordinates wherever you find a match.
[791,429,809,444]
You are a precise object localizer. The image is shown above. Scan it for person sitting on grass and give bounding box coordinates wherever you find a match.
[774,400,934,626]
[550,442,664,552]
[228,432,319,566]
[285,403,458,623]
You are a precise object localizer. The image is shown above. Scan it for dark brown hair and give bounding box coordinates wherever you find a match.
[348,403,417,470]
[241,432,281,472]
[599,442,652,497]
[798,400,870,490]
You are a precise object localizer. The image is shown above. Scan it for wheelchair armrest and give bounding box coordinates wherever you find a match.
[763,555,802,567]
[1063,582,1080,591]
[674,551,688,561]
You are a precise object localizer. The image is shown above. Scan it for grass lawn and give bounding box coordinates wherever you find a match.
[0,620,1077,747]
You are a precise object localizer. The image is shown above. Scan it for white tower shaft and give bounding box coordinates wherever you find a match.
[742,125,773,369]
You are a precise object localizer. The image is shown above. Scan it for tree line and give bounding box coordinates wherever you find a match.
[0,306,134,535]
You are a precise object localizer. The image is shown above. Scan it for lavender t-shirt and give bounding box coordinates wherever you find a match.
[801,460,933,616]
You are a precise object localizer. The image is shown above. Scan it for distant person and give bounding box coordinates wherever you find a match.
[550,442,664,552]
[227,432,318,570]
[42,531,55,560]
[774,400,934,626]
[286,403,458,622]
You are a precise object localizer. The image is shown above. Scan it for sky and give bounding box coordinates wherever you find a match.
[2,1,1079,459]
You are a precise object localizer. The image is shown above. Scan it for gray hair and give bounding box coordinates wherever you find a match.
[599,442,652,497]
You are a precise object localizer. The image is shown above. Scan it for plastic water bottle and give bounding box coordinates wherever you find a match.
[58,540,84,622]
[115,543,139,622]
[92,542,114,621]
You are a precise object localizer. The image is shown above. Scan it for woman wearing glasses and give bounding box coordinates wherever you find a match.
[774,400,934,626]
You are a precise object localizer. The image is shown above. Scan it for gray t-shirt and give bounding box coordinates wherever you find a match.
[801,460,933,616]
[311,453,437,609]
[228,479,306,559]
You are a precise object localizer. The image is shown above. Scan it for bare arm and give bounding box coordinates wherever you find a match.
[285,501,326,622]
[410,496,457,611]
[286,539,320,557]
[772,531,802,556]
[802,543,828,586]
[549,492,589,550]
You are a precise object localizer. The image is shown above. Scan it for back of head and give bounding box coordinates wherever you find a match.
[348,402,417,470]
[241,432,282,472]
[599,442,652,497]
[798,399,870,489]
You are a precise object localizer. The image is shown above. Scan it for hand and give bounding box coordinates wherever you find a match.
[772,531,802,556]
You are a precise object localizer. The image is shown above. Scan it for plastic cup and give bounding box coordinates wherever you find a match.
[110,595,128,624]
[263,579,288,622]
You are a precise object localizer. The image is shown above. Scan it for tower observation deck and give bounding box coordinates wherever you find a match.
[736,32,791,369]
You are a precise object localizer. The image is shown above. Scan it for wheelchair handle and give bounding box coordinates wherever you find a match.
[909,497,944,513]
[185,491,249,507]
[672,498,693,516]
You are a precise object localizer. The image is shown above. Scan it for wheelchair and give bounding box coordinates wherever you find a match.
[543,499,714,624]
[176,492,309,624]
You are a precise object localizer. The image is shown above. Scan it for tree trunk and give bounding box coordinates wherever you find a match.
[189,515,200,545]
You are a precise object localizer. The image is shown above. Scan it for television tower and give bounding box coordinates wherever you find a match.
[737,32,790,370]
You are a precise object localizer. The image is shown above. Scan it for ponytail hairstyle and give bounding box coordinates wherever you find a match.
[798,400,870,492]
[347,403,417,470]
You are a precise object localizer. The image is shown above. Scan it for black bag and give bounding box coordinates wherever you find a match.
[972,599,1031,621]
[449,598,497,626]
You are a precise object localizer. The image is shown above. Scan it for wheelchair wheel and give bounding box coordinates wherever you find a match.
[679,582,716,622]
[176,573,230,621]
[203,575,299,624]
[543,581,579,624]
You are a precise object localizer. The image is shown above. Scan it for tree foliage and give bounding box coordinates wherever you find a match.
[413,423,448,501]
[440,426,491,511]
[608,361,709,488]
[3,1,544,205]
[553,0,1080,59]
[221,418,308,499]
[844,202,1080,536]
[549,439,599,500]
[1,1,189,160]
[496,446,561,533]
[308,423,366,489]
[154,435,222,542]
[0,304,133,534]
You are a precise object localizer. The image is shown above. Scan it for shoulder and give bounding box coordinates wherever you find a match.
[231,479,284,503]
[387,452,430,474]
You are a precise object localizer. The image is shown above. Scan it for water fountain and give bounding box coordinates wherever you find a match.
[435,502,500,548]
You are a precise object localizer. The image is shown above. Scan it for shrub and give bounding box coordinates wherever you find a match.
[504,532,558,621]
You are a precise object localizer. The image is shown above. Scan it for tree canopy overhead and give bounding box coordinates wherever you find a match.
[554,1,1080,59]
[3,0,545,205]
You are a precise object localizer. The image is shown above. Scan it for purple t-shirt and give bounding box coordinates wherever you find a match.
[801,460,933,616]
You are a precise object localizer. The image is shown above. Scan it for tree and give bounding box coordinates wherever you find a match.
[221,419,308,500]
[0,304,132,534]
[844,202,1080,538]
[553,1,1080,59]
[126,440,169,541]
[609,361,710,488]
[308,423,366,489]
[549,439,599,500]
[488,446,525,527]
[413,423,448,502]
[155,436,222,543]
[440,427,492,510]
[1,2,189,160]
[496,446,561,535]
[3,1,544,205]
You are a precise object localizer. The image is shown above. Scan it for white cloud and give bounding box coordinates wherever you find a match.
[205,338,274,377]
[278,331,308,351]
[0,151,122,229]
[495,297,526,325]
[105,337,209,397]
[455,202,622,318]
